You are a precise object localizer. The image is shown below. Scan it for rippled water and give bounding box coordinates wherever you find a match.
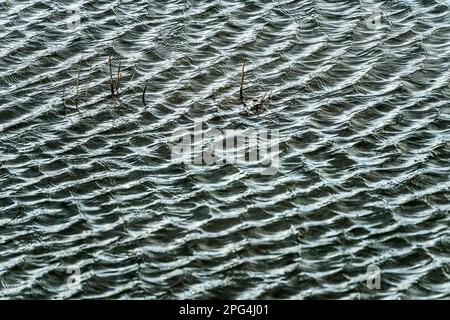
[0,0,449,299]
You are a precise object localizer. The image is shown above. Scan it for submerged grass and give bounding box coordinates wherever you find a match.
[240,61,245,102]
[108,53,115,95]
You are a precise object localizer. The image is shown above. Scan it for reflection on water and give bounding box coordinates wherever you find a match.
[0,0,449,299]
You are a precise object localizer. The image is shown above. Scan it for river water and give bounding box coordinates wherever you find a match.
[0,0,449,299]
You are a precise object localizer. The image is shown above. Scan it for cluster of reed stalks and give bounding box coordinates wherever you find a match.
[109,53,124,97]
[62,57,269,115]
[62,59,87,114]
[62,54,147,114]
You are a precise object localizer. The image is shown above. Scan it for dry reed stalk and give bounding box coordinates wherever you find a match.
[240,62,246,102]
[115,61,122,96]
[142,85,147,106]
[116,72,123,97]
[108,53,114,95]
[62,86,67,115]
[131,63,137,82]
[75,60,82,108]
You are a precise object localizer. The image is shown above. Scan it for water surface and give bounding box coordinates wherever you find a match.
[0,0,449,299]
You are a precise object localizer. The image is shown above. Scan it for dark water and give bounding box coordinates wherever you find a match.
[0,0,449,299]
